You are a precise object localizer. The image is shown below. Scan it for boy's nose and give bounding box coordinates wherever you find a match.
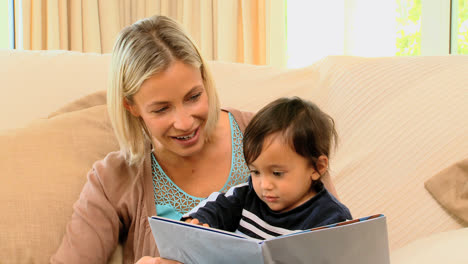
[260,178,273,190]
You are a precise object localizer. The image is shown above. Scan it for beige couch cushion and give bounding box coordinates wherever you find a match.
[391,227,468,264]
[0,105,119,264]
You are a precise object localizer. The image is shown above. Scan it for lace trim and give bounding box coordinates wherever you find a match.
[152,112,250,215]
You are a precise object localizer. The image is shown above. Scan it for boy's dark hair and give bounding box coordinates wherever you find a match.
[243,97,338,175]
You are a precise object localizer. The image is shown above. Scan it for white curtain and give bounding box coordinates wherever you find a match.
[14,0,286,66]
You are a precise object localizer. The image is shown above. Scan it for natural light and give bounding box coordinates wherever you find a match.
[2,1,467,64]
[287,0,397,68]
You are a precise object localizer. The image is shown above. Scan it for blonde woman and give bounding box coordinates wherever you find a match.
[51,15,339,264]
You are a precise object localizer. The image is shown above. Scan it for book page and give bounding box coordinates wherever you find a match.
[261,215,390,264]
[148,216,264,264]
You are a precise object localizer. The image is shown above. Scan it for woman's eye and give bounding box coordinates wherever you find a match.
[189,92,201,101]
[153,106,168,114]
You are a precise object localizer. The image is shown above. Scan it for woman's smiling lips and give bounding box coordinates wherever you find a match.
[171,127,200,146]
[174,130,196,140]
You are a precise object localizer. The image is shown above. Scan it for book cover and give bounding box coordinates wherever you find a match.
[148,214,390,264]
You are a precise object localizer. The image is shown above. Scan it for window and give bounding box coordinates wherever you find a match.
[286,1,344,68]
[287,0,468,68]
[2,1,467,61]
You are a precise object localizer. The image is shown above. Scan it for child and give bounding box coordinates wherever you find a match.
[181,97,352,240]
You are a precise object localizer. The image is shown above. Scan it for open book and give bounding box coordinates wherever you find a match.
[148,214,390,264]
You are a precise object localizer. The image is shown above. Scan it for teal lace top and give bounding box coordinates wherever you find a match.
[151,112,250,220]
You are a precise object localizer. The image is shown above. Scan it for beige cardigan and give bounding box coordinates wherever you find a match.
[51,108,254,264]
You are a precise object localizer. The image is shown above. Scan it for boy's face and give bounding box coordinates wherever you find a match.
[248,133,321,213]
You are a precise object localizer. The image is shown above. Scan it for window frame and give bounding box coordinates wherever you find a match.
[420,0,451,55]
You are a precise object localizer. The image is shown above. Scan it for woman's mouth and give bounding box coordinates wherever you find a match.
[171,128,200,147]
[174,130,197,140]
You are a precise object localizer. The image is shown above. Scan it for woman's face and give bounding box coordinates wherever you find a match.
[126,60,210,159]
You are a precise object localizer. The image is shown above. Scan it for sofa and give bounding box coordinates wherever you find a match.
[1,49,467,264]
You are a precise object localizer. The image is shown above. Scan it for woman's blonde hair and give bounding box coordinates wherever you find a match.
[108,15,220,166]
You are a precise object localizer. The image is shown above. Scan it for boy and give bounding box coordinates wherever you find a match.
[182,97,351,239]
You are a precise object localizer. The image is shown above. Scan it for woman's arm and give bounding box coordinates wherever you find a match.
[51,167,121,263]
[321,171,339,200]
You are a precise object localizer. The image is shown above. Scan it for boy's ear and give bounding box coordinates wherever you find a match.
[310,155,328,181]
[123,98,140,117]
[316,155,329,176]
[311,171,321,181]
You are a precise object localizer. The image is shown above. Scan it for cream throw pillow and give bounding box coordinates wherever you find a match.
[49,90,107,118]
[425,158,468,224]
[0,105,119,264]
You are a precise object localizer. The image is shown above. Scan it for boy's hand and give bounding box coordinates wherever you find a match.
[184,218,210,227]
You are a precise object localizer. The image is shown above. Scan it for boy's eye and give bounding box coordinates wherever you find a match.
[249,170,260,176]
[272,171,284,177]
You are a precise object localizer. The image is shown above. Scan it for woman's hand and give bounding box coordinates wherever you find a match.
[184,218,210,227]
[137,219,205,264]
[136,256,182,264]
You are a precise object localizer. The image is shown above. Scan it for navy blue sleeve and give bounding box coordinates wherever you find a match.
[295,189,353,230]
[314,196,352,227]
[320,205,352,226]
[181,183,249,232]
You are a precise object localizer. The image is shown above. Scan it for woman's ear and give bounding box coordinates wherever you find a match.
[123,98,140,117]
[316,155,329,176]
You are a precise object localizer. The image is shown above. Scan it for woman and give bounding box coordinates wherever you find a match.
[51,15,338,264]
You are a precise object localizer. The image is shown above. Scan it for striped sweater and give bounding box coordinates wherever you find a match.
[182,178,352,240]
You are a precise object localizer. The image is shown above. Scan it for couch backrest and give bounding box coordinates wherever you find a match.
[1,49,306,131]
[0,49,111,130]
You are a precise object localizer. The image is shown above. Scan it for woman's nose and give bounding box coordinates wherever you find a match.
[173,108,193,131]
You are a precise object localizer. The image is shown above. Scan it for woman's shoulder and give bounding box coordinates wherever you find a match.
[93,150,133,176]
[222,107,255,132]
[90,150,150,197]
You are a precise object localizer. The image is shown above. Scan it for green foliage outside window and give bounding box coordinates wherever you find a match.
[456,0,468,54]
[396,0,421,56]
